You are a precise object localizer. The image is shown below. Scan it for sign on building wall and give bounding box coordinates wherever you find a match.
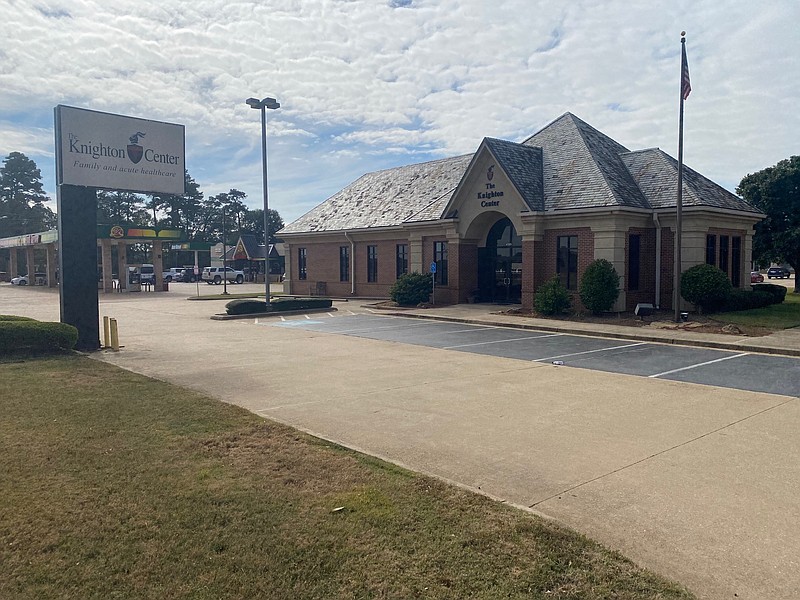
[55,105,185,195]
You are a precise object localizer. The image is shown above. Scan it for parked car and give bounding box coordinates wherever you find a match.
[750,271,764,283]
[10,274,29,285]
[181,267,200,283]
[201,266,245,285]
[767,266,791,279]
[163,268,183,283]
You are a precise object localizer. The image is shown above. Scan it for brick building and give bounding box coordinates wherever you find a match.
[279,113,763,311]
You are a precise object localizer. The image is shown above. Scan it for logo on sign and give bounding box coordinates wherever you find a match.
[110,225,125,239]
[127,131,146,164]
[487,165,494,181]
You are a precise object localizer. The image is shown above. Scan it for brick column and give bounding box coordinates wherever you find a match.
[46,243,57,287]
[9,248,19,278]
[154,241,166,291]
[25,246,35,282]
[117,244,128,291]
[100,239,113,293]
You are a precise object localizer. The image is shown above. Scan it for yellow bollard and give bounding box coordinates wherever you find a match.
[110,318,120,352]
[103,316,110,349]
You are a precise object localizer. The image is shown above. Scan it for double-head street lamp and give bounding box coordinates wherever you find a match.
[246,96,280,307]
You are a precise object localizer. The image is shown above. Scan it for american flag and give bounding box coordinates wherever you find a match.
[681,42,691,100]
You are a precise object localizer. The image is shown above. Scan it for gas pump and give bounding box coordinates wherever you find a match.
[127,266,141,292]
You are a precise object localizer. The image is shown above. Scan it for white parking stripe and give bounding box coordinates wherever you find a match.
[649,352,749,378]
[444,333,562,349]
[533,342,647,362]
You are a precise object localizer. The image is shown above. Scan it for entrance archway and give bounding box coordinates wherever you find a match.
[477,217,522,303]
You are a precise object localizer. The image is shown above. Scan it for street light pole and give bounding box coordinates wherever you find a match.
[222,204,228,295]
[246,96,280,308]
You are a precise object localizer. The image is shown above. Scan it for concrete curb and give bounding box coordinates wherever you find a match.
[211,307,338,320]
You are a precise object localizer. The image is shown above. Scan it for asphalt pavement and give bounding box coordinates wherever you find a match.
[2,282,799,600]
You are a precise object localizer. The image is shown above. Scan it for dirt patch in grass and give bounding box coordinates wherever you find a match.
[0,355,695,600]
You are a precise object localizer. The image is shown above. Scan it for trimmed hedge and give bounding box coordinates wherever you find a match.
[0,320,78,354]
[718,289,775,312]
[226,297,333,315]
[0,315,37,322]
[751,283,787,305]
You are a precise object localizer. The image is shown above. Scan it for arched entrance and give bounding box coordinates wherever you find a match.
[477,217,522,303]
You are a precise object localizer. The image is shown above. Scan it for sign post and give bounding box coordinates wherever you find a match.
[430,261,437,305]
[54,105,185,350]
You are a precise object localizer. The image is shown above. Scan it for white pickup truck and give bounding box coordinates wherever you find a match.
[201,266,245,284]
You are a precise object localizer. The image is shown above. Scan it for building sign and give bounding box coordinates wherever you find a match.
[477,164,503,207]
[97,225,185,240]
[55,105,185,195]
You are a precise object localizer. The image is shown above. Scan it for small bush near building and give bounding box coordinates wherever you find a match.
[0,318,78,354]
[719,289,775,312]
[751,283,788,305]
[534,276,571,315]
[390,272,432,306]
[579,259,620,315]
[681,264,733,313]
[225,297,332,315]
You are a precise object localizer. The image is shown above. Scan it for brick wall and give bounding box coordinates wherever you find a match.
[285,238,409,297]
[457,242,478,302]
[660,229,674,309]
[540,227,594,311]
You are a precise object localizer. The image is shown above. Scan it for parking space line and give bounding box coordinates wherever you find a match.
[648,352,749,378]
[318,321,438,335]
[443,333,562,349]
[533,342,648,362]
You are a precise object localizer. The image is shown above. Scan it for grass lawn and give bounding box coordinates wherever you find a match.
[0,355,695,600]
[712,288,800,330]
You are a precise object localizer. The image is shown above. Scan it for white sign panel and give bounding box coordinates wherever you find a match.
[55,105,185,195]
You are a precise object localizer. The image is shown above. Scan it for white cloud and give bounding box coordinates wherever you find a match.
[0,0,798,222]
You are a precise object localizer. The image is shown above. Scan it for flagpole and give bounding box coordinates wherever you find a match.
[674,31,690,322]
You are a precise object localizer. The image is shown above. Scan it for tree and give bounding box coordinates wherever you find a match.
[240,208,284,243]
[737,156,800,292]
[97,190,148,226]
[0,152,55,236]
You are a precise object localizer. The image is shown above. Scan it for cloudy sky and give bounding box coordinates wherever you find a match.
[1,0,797,224]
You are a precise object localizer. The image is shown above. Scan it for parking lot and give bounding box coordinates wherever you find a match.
[2,284,800,599]
[272,312,800,397]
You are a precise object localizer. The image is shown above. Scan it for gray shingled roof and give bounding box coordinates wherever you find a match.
[522,113,650,211]
[280,154,472,233]
[281,112,757,235]
[483,138,544,211]
[622,148,760,213]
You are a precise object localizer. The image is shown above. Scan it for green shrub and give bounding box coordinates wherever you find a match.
[579,259,620,315]
[719,289,774,312]
[225,297,332,315]
[0,320,78,354]
[390,272,432,306]
[271,298,332,311]
[751,283,787,305]
[0,315,37,321]
[534,276,571,315]
[681,264,732,313]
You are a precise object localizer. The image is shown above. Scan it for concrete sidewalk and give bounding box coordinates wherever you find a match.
[2,285,799,599]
